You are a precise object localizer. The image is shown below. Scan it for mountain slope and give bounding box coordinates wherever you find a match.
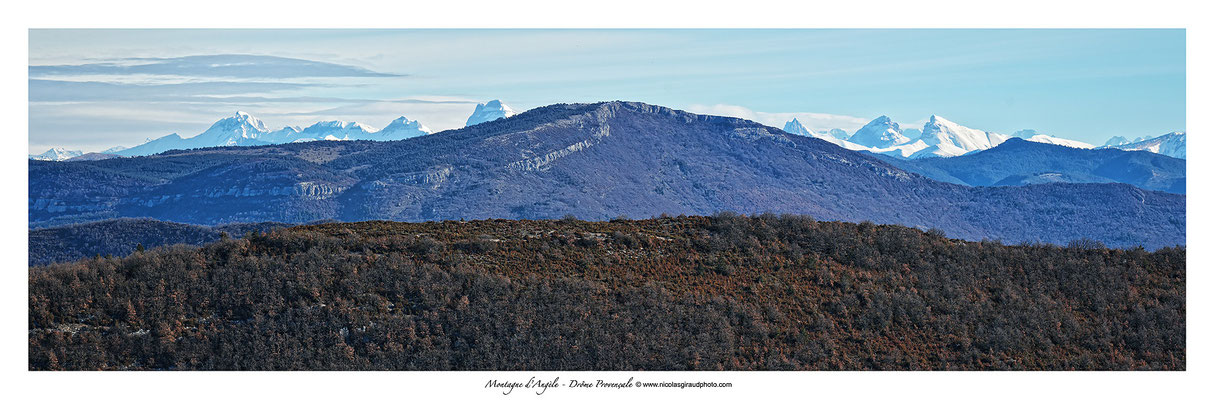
[29,101,1185,248]
[876,138,1186,194]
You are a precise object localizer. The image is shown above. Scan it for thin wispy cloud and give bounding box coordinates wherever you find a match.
[29,54,403,79]
[29,79,316,102]
[28,53,424,152]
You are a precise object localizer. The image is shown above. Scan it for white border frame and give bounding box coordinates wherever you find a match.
[4,1,1207,399]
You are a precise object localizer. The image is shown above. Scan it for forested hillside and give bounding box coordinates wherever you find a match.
[29,215,1185,370]
[28,219,293,266]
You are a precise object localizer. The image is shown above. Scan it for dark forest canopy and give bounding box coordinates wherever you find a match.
[28,218,294,266]
[29,214,1185,370]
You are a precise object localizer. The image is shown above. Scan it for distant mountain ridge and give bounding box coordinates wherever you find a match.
[29,148,82,161]
[878,138,1186,194]
[1102,132,1186,159]
[781,118,872,151]
[30,101,1184,249]
[784,115,1101,159]
[66,152,121,162]
[33,100,522,159]
[780,113,1183,161]
[114,111,434,157]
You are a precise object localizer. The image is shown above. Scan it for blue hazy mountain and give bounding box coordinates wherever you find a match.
[876,138,1185,194]
[29,101,1185,248]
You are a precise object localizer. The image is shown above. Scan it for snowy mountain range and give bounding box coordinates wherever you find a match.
[31,100,523,160]
[782,119,871,151]
[29,148,82,161]
[465,100,517,127]
[880,115,1016,158]
[1104,135,1152,147]
[1101,132,1186,159]
[850,116,911,149]
[781,119,812,136]
[782,119,849,140]
[779,115,1186,160]
[782,115,1029,159]
[108,111,435,157]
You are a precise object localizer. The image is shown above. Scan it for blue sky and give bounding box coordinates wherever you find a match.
[28,29,1185,153]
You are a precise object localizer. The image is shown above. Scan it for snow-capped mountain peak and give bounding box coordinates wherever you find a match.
[782,118,812,136]
[114,111,438,156]
[919,115,1009,153]
[849,115,910,148]
[193,111,272,147]
[300,120,377,141]
[861,115,1011,159]
[224,111,268,133]
[465,100,517,127]
[29,147,83,161]
[386,116,430,129]
[306,119,371,130]
[234,111,258,122]
[779,118,872,151]
[377,116,434,140]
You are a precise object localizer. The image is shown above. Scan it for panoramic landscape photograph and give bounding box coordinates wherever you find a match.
[15,21,1199,398]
